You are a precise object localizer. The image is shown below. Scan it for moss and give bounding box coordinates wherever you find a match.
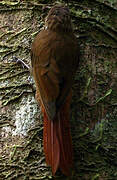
[0,0,117,179]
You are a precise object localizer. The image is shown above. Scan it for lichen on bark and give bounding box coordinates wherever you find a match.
[0,0,117,179]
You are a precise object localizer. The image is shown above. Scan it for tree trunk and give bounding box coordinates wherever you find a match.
[0,1,117,179]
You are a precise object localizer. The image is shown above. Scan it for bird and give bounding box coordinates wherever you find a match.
[31,4,80,176]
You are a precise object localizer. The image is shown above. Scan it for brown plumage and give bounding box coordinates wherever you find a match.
[31,4,80,176]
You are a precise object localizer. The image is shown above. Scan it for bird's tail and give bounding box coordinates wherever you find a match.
[43,94,73,176]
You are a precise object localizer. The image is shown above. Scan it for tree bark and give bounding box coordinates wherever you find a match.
[0,0,117,179]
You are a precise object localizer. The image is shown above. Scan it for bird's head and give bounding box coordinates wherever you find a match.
[45,4,73,33]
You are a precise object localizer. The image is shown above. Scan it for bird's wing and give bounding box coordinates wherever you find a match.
[31,31,61,120]
[31,30,79,120]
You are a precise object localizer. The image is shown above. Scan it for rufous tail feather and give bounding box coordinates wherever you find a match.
[43,94,73,176]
